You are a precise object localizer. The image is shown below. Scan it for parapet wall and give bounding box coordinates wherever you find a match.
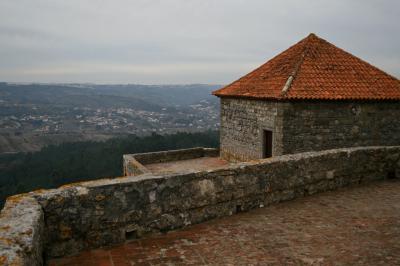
[123,147,220,176]
[0,196,44,265]
[1,146,399,264]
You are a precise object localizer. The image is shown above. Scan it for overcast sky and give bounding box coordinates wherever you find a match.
[0,0,398,84]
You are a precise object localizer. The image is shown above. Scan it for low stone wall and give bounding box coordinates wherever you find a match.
[123,147,220,176]
[0,146,399,263]
[123,154,151,176]
[0,195,44,266]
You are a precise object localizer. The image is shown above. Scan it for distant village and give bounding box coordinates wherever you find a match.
[0,100,219,136]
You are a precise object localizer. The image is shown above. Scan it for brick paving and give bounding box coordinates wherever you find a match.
[48,180,400,265]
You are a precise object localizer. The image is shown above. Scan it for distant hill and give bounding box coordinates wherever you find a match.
[92,84,220,106]
[0,82,222,154]
[0,83,221,109]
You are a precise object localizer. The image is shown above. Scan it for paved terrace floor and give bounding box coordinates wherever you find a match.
[49,180,400,266]
[144,157,229,175]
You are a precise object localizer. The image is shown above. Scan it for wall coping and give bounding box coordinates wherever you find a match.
[0,195,44,266]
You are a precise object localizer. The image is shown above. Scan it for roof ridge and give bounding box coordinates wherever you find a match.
[281,38,311,96]
[212,35,313,96]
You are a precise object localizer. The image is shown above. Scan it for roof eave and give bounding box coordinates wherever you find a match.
[213,93,400,102]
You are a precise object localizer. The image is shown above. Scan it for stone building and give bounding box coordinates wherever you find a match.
[213,33,400,162]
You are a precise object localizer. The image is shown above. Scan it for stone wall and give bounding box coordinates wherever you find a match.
[0,195,44,266]
[282,101,400,154]
[219,98,400,161]
[124,147,220,176]
[123,154,151,176]
[220,98,284,161]
[1,146,399,263]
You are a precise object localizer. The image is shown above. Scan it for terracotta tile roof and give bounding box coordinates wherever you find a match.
[213,33,400,101]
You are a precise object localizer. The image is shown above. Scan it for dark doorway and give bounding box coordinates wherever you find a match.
[263,130,273,158]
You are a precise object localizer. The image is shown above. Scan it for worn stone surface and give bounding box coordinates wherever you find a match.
[0,195,44,266]
[49,180,400,266]
[282,101,400,155]
[35,146,400,258]
[220,98,400,161]
[145,157,229,175]
[123,154,150,176]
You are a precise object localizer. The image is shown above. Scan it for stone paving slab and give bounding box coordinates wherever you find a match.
[144,157,229,174]
[48,180,400,265]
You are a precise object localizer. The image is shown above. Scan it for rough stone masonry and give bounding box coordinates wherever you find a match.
[0,146,399,265]
[220,98,400,161]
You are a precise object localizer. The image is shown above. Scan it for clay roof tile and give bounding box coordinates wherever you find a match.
[213,33,400,101]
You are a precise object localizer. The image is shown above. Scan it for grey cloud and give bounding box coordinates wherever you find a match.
[0,0,398,84]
